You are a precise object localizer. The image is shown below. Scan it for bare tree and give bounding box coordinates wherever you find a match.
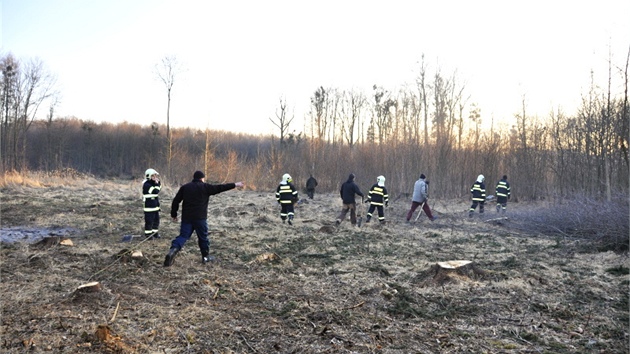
[309,86,329,142]
[269,96,294,146]
[416,55,430,146]
[0,55,56,171]
[155,55,183,176]
[340,89,366,147]
[155,55,181,140]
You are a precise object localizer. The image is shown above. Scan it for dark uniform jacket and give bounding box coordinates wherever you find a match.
[340,175,364,204]
[276,182,298,204]
[367,184,389,206]
[470,181,486,202]
[171,179,236,221]
[495,179,511,202]
[142,179,161,212]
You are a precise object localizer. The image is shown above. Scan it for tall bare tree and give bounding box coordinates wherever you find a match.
[155,56,181,140]
[269,96,294,146]
[1,55,56,172]
[416,55,430,146]
[340,89,366,147]
[155,55,182,176]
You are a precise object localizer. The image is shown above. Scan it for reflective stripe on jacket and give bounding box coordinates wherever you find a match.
[143,180,161,212]
[496,180,511,198]
[367,184,389,206]
[470,182,486,202]
[276,183,298,204]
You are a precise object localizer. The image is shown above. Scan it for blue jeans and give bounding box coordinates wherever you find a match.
[170,219,209,256]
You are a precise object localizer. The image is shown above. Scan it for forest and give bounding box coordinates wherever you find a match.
[1,52,628,201]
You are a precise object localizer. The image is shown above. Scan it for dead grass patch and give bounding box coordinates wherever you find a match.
[0,178,628,353]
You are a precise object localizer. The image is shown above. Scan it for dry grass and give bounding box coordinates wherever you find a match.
[0,176,628,353]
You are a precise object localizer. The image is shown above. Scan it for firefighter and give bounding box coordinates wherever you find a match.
[142,168,161,239]
[495,175,511,213]
[365,175,389,224]
[469,174,486,217]
[276,173,298,225]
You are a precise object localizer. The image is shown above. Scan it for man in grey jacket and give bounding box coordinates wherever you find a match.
[405,174,437,222]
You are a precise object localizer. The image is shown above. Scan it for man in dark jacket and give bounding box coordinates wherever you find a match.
[335,173,364,226]
[305,174,318,199]
[164,171,245,266]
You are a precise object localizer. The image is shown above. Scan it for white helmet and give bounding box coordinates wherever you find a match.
[377,175,385,186]
[282,173,292,184]
[477,174,485,183]
[145,168,159,179]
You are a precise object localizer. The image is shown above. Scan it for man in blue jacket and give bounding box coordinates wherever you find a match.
[164,171,245,266]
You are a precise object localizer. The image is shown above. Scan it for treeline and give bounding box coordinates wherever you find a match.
[1,54,628,201]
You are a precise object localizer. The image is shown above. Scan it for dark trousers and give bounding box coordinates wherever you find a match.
[307,188,315,199]
[367,204,385,221]
[144,211,160,236]
[496,197,508,212]
[280,203,295,220]
[469,201,485,213]
[171,219,210,257]
[406,201,434,221]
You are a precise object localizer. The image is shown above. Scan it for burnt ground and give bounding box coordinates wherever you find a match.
[0,179,628,353]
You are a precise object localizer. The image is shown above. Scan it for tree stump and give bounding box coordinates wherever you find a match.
[420,260,486,286]
[32,236,72,248]
[76,282,102,293]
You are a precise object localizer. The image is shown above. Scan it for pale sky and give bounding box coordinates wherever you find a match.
[2,0,629,135]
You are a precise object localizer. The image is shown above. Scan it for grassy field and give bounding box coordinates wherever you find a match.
[0,177,628,353]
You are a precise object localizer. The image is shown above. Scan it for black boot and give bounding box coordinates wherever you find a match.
[164,247,180,267]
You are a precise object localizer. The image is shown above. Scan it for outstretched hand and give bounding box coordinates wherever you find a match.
[235,181,245,188]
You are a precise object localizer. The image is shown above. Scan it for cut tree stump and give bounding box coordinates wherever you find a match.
[420,260,486,286]
[76,281,102,293]
[32,236,73,248]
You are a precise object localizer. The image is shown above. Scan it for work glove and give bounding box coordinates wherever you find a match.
[385,201,389,207]
[364,199,370,203]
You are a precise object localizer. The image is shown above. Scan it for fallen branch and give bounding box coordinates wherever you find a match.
[109,301,120,323]
[343,301,365,310]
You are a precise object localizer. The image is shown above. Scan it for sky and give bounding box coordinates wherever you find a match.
[2,0,629,136]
